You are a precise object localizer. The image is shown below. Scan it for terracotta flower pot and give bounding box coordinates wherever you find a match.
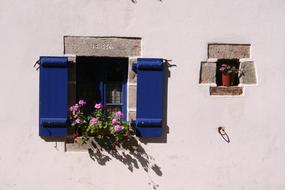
[222,73,231,86]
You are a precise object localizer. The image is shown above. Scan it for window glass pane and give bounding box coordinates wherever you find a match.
[106,82,122,104]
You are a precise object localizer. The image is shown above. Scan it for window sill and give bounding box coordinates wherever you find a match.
[210,86,243,96]
[65,137,129,152]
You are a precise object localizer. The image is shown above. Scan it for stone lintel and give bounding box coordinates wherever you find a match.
[208,43,251,59]
[64,36,142,57]
[210,86,244,96]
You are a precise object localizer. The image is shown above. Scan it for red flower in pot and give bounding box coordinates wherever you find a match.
[219,64,244,86]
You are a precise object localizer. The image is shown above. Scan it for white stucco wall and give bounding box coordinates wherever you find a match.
[1,0,285,189]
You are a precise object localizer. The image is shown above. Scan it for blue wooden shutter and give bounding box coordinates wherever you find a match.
[133,58,165,137]
[39,56,68,138]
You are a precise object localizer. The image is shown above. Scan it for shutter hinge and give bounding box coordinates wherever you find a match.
[34,60,40,71]
[163,59,177,68]
[132,63,138,73]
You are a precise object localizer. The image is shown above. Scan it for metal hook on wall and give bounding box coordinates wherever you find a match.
[34,60,40,70]
[218,127,230,143]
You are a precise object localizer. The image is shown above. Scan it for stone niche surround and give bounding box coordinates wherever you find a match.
[199,43,257,96]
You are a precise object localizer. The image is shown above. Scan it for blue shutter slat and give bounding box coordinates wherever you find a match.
[39,56,68,138]
[40,118,67,126]
[136,118,162,127]
[136,127,163,138]
[134,58,164,137]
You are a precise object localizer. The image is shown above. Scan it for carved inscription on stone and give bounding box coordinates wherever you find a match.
[64,36,142,57]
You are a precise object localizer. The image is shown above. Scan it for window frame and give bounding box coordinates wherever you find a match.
[74,56,128,118]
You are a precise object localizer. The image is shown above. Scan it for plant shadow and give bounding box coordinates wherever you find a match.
[87,136,163,176]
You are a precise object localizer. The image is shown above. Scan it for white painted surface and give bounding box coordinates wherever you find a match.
[1,0,285,189]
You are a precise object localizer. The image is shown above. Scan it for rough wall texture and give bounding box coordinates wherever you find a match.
[1,0,285,190]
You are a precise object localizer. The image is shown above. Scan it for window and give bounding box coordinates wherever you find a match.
[39,37,167,139]
[39,56,166,139]
[76,56,128,115]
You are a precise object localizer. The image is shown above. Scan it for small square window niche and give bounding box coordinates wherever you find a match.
[199,43,257,96]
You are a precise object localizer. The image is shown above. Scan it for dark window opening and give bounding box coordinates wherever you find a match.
[76,56,128,114]
[216,59,240,86]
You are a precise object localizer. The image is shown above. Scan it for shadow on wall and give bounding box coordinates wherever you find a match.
[87,61,176,190]
[139,61,176,144]
[87,136,162,176]
[87,136,161,189]
[86,62,177,189]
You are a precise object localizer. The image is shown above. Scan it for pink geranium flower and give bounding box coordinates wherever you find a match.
[112,118,118,124]
[94,103,102,109]
[69,104,79,111]
[114,125,123,132]
[115,111,124,117]
[78,99,86,106]
[75,118,81,124]
[90,117,98,125]
[69,104,80,115]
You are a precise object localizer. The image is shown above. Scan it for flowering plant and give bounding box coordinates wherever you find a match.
[69,100,132,144]
[219,64,243,76]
